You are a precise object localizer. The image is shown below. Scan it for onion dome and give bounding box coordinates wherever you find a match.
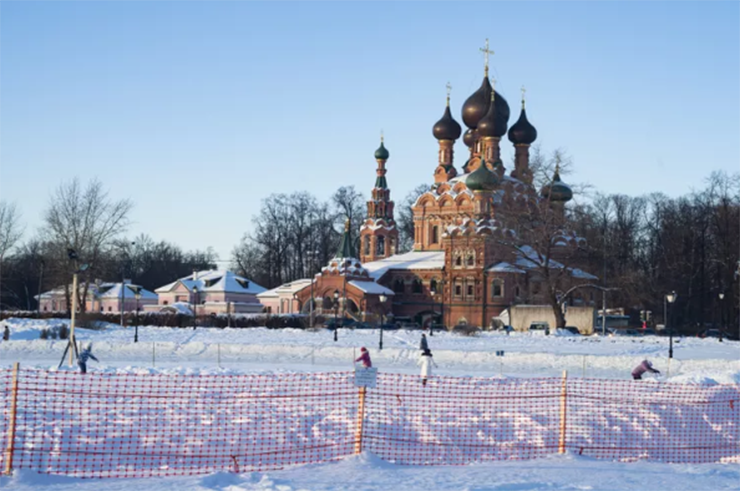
[374,139,389,160]
[541,166,573,202]
[508,106,537,145]
[477,91,508,138]
[433,105,462,141]
[462,77,511,130]
[466,158,499,192]
[463,128,478,148]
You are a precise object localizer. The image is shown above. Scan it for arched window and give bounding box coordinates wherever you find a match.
[454,280,462,298]
[431,225,439,244]
[430,279,438,294]
[412,278,423,294]
[393,279,405,293]
[455,256,462,267]
[364,236,371,255]
[377,236,386,256]
[467,254,475,266]
[492,279,503,298]
[467,285,474,297]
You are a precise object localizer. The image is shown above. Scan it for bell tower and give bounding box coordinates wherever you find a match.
[360,134,399,263]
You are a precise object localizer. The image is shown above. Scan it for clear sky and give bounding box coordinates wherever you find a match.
[1,1,738,261]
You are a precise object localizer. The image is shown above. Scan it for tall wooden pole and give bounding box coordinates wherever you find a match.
[558,370,568,454]
[3,362,20,475]
[69,273,78,366]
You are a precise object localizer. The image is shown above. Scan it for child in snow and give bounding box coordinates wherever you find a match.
[420,333,429,352]
[631,359,660,380]
[417,348,437,386]
[78,343,99,374]
[355,347,372,368]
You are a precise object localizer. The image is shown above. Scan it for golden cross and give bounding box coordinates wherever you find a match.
[479,38,494,77]
[446,82,452,106]
[380,129,384,143]
[521,85,526,108]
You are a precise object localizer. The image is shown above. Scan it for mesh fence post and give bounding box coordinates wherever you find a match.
[354,386,367,455]
[558,370,568,454]
[2,362,20,476]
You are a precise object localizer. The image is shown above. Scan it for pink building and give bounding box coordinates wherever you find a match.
[256,279,312,314]
[151,270,266,315]
[36,281,158,313]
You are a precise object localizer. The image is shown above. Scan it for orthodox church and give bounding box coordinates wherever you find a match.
[287,42,595,329]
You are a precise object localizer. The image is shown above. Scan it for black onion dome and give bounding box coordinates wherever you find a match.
[477,94,509,138]
[432,106,462,141]
[463,128,478,148]
[466,158,499,191]
[462,76,511,130]
[374,141,389,160]
[508,107,537,145]
[541,169,573,202]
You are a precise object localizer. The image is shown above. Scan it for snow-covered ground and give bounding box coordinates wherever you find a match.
[1,317,739,490]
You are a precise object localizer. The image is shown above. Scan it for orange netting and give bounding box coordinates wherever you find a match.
[0,368,738,478]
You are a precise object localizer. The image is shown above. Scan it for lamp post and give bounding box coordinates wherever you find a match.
[719,292,725,342]
[65,249,89,366]
[333,289,339,342]
[120,241,135,327]
[379,293,387,350]
[192,285,199,330]
[134,289,141,343]
[666,291,677,358]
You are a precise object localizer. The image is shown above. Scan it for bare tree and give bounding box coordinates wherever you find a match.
[0,201,24,307]
[331,186,365,255]
[42,178,133,312]
[397,184,429,252]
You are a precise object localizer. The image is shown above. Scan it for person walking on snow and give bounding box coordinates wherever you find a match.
[631,359,660,380]
[417,348,437,386]
[420,333,429,352]
[355,347,372,368]
[78,343,99,374]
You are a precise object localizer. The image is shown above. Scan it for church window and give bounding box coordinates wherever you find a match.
[454,281,462,297]
[467,255,474,266]
[393,279,405,294]
[430,279,438,294]
[455,256,462,267]
[364,236,371,255]
[492,279,503,298]
[377,236,386,256]
[514,286,520,298]
[467,285,474,297]
[431,225,439,244]
[412,278,423,294]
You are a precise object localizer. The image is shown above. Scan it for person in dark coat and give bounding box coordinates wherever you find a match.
[631,359,660,380]
[2,325,9,341]
[355,347,372,368]
[78,343,99,374]
[420,333,429,352]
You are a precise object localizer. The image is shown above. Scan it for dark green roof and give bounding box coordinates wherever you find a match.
[466,158,499,192]
[375,175,387,189]
[374,141,389,160]
[335,220,355,258]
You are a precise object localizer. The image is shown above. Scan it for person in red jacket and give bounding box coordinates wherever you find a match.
[355,347,372,368]
[631,359,660,380]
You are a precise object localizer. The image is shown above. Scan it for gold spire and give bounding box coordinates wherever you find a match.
[521,85,526,110]
[445,81,452,107]
[479,38,494,77]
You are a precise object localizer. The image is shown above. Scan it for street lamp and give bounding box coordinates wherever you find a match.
[192,285,199,330]
[719,292,725,342]
[666,291,677,358]
[333,289,340,342]
[378,294,387,350]
[134,289,141,343]
[63,249,89,367]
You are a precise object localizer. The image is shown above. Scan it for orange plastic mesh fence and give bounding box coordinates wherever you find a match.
[0,368,738,478]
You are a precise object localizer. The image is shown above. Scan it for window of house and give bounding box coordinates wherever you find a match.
[394,279,405,293]
[431,225,439,244]
[515,286,520,297]
[467,285,474,297]
[266,306,272,314]
[532,282,541,295]
[364,236,371,255]
[377,236,386,256]
[163,301,169,305]
[43,306,48,312]
[412,278,422,294]
[492,279,503,298]
[108,307,112,312]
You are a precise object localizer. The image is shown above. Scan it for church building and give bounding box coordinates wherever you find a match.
[285,41,596,329]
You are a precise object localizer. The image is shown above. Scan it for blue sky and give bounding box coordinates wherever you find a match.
[1,1,738,261]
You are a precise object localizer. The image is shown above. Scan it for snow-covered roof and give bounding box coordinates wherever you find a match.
[156,270,266,295]
[97,283,158,300]
[348,280,395,296]
[511,246,598,280]
[322,257,369,277]
[487,262,526,274]
[363,250,445,280]
[159,302,193,315]
[257,279,312,298]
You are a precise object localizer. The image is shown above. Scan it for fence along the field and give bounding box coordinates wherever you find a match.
[0,368,738,478]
